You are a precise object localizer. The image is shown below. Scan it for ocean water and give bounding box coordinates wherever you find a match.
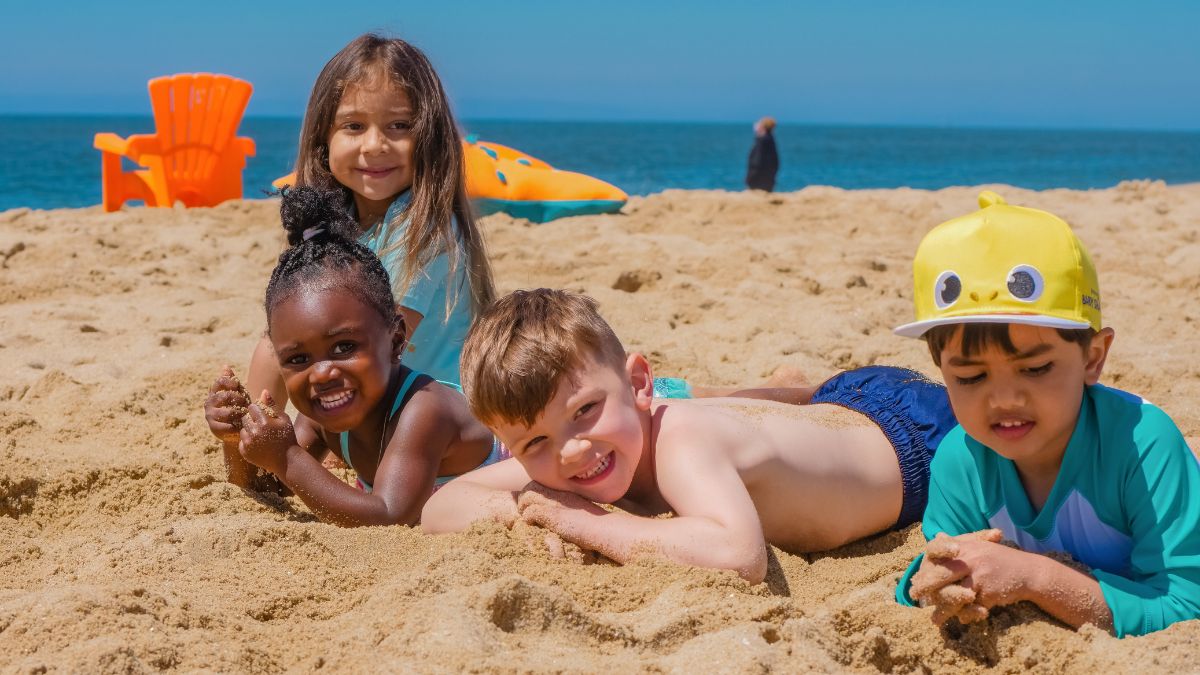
[2,115,1199,212]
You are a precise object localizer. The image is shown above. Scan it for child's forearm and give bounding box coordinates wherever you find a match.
[274,445,424,527]
[547,507,768,583]
[1023,554,1114,632]
[420,481,517,533]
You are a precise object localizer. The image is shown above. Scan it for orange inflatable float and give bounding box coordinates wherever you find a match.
[272,136,626,223]
[461,136,626,222]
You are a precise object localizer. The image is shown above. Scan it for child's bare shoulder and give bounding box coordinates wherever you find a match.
[395,376,472,429]
[654,398,716,428]
[409,376,464,405]
[652,400,743,456]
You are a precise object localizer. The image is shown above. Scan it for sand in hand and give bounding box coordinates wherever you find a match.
[0,181,1198,671]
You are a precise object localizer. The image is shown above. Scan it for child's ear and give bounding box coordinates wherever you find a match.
[625,353,654,411]
[391,313,408,363]
[1084,327,1115,385]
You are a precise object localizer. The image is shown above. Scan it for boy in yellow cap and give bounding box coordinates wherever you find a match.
[893,191,1200,637]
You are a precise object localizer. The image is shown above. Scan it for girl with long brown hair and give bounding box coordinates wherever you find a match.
[247,33,495,407]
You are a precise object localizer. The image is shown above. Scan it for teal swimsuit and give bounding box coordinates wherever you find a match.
[338,370,508,493]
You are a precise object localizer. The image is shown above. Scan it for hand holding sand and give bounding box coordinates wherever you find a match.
[912,530,1004,625]
[516,480,609,538]
[204,365,252,444]
[237,390,297,477]
[514,486,604,564]
[516,482,608,530]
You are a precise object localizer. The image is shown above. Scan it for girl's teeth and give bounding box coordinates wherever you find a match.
[319,392,352,409]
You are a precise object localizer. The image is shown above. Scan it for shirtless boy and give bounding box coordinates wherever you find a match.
[421,289,956,583]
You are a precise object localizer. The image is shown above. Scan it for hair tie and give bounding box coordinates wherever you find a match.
[302,226,325,241]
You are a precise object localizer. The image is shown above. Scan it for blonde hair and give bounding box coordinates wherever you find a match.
[294,33,495,315]
[758,116,776,131]
[461,289,627,427]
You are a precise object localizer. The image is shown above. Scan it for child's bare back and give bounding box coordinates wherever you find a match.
[648,397,903,552]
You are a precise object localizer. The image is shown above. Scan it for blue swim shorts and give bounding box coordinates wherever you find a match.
[809,365,956,529]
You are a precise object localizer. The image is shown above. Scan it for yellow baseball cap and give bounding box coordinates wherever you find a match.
[894,191,1101,339]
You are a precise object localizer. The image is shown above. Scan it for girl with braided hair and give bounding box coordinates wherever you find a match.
[204,187,507,526]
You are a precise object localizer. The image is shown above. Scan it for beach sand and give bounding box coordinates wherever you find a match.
[1,181,1198,672]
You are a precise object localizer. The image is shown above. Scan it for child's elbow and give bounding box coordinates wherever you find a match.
[718,545,768,585]
[379,499,425,528]
[741,553,769,585]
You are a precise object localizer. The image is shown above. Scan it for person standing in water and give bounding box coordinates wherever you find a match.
[745,116,779,192]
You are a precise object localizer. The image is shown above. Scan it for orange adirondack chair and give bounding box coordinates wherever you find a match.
[93,73,256,211]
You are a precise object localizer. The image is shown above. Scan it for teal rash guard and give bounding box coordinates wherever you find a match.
[361,191,473,388]
[895,383,1200,637]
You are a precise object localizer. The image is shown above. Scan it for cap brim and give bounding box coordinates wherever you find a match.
[893,314,1093,339]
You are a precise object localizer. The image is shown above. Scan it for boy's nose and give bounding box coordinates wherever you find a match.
[988,381,1026,409]
[560,437,592,464]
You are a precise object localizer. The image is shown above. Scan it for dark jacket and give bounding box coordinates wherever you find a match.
[745,130,779,191]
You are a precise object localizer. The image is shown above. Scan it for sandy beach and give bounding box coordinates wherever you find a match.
[1,181,1198,672]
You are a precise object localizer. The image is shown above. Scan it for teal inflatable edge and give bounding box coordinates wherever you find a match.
[472,198,626,224]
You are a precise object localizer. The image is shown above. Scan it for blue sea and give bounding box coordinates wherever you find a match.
[2,115,1199,212]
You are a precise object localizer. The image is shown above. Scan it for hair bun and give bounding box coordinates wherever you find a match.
[278,186,359,246]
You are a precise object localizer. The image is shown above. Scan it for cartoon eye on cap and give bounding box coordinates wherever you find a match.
[1006,265,1044,302]
[934,271,961,309]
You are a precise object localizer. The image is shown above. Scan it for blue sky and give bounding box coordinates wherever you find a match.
[1,1,1197,129]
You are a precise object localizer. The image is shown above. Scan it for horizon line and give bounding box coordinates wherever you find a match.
[1,112,1198,135]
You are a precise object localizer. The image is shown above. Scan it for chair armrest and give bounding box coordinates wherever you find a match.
[93,132,131,155]
[93,132,161,162]
[122,134,162,162]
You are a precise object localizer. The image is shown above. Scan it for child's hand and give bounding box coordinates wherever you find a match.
[204,365,251,443]
[540,530,599,564]
[912,529,1034,625]
[237,391,298,476]
[515,487,605,563]
[911,532,988,624]
[516,483,607,529]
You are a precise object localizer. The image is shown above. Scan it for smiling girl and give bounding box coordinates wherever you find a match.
[204,187,506,526]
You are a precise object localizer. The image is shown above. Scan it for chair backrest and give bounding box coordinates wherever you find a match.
[147,73,253,188]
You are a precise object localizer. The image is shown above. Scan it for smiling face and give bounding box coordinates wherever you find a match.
[489,352,655,504]
[936,323,1112,473]
[268,284,403,433]
[327,73,416,224]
